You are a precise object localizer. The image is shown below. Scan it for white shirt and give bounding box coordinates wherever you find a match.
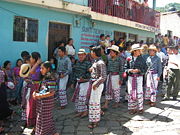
[104,39,110,47]
[156,51,167,63]
[168,54,180,69]
[66,45,75,56]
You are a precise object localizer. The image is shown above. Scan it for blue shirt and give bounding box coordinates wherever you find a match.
[146,55,162,77]
[56,56,72,76]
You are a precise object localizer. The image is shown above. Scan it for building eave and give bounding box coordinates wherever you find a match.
[3,0,159,33]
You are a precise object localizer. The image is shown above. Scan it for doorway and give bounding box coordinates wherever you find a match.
[48,22,70,59]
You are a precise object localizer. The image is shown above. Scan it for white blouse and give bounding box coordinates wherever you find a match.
[66,45,75,56]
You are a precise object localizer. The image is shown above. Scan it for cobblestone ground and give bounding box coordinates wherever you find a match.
[1,85,180,135]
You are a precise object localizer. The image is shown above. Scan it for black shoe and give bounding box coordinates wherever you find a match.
[172,97,177,100]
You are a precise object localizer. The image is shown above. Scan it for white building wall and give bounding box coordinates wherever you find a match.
[160,12,180,37]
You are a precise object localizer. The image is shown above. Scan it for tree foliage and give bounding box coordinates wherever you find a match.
[156,3,180,12]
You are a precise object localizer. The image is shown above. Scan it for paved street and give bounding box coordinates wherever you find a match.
[2,85,180,135]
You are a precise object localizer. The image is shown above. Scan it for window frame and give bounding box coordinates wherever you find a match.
[13,16,39,42]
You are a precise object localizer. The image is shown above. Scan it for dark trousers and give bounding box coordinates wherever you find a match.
[166,69,180,98]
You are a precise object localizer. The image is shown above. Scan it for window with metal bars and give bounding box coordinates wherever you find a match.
[13,16,38,42]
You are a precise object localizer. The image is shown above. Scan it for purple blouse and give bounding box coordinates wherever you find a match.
[31,66,41,81]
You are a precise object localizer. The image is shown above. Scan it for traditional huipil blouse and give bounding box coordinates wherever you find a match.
[35,73,57,135]
[91,58,107,86]
[146,55,162,77]
[71,60,91,103]
[107,56,124,78]
[124,55,147,75]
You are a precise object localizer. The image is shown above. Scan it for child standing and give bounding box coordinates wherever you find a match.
[33,62,59,135]
[13,59,23,104]
[56,47,72,109]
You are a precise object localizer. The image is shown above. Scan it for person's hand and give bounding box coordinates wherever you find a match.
[32,91,37,100]
[36,59,42,65]
[70,84,74,89]
[129,69,134,73]
[157,77,160,81]
[14,80,17,85]
[79,78,85,83]
[133,69,140,73]
[93,84,97,90]
[89,68,93,73]
[119,80,122,85]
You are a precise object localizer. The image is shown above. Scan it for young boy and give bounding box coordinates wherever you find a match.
[56,46,72,109]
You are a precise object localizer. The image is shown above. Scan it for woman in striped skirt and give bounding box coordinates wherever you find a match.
[33,61,59,135]
[25,52,41,127]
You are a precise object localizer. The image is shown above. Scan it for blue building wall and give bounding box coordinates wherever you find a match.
[0,1,154,66]
[64,0,88,6]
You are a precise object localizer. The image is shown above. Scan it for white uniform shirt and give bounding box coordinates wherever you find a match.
[168,54,180,69]
[156,51,167,63]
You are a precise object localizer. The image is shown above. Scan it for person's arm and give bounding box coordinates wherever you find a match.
[81,62,91,80]
[64,58,72,76]
[66,46,69,55]
[53,48,59,59]
[119,57,124,81]
[30,59,41,74]
[12,69,17,84]
[124,57,132,73]
[157,58,162,78]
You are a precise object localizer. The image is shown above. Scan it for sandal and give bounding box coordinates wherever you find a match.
[74,113,82,117]
[88,122,99,129]
[150,102,156,107]
[145,101,151,105]
[100,110,105,116]
[80,112,88,118]
[0,127,4,134]
[88,123,94,129]
[58,106,66,110]
[138,109,144,114]
[101,105,108,109]
[112,103,120,108]
[129,110,137,115]
[31,127,35,135]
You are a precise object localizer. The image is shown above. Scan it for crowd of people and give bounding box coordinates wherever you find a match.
[0,33,180,134]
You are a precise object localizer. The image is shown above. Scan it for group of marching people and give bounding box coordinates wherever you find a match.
[70,44,163,128]
[0,40,180,134]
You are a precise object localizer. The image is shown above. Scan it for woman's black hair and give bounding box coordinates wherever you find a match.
[41,61,55,80]
[68,38,73,43]
[31,52,41,62]
[24,55,31,63]
[3,60,11,69]
[67,38,75,49]
[100,34,105,38]
[92,46,102,57]
[16,59,23,66]
[21,51,29,58]
[58,46,66,53]
[41,61,52,71]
